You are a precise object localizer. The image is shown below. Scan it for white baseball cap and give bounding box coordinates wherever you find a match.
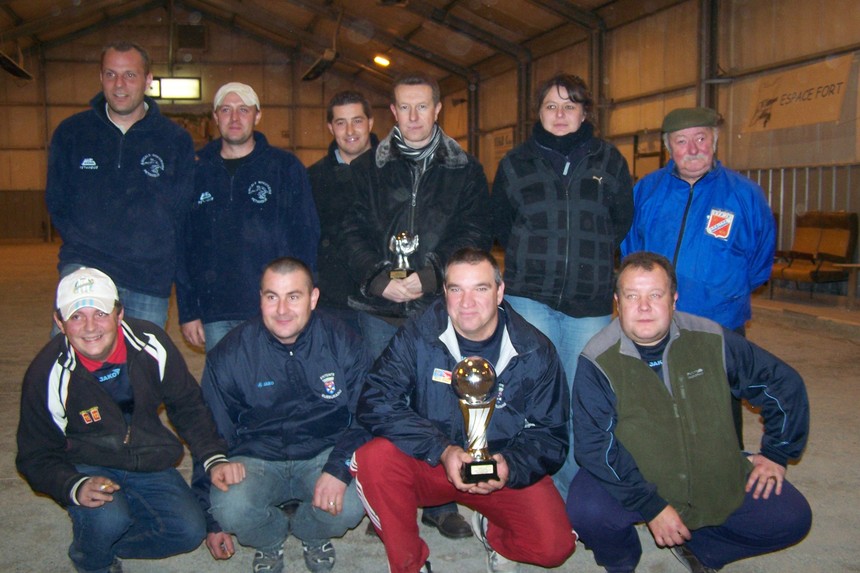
[213,82,260,110]
[56,268,119,319]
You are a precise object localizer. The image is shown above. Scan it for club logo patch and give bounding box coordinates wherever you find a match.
[248,181,272,204]
[197,191,214,205]
[140,154,165,178]
[80,407,102,424]
[79,158,98,170]
[705,209,734,240]
[320,372,341,399]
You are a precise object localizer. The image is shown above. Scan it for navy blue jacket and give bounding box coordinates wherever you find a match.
[177,132,319,324]
[193,310,371,532]
[46,94,196,297]
[357,298,569,489]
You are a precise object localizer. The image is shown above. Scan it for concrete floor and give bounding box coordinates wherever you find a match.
[2,242,859,573]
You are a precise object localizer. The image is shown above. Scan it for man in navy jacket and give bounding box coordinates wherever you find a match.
[46,41,195,328]
[194,257,370,573]
[353,248,576,573]
[178,82,319,352]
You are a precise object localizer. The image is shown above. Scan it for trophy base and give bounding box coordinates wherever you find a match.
[389,268,415,279]
[461,459,499,484]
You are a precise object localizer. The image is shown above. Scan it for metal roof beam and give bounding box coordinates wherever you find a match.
[526,0,603,31]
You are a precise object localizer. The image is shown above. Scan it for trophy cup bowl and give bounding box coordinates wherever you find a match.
[389,231,419,279]
[452,356,500,483]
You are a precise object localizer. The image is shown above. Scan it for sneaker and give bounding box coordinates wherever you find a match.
[470,511,521,573]
[302,540,336,572]
[252,547,284,573]
[670,545,717,573]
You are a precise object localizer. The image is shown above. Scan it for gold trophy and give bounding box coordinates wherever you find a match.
[388,231,419,279]
[451,356,499,483]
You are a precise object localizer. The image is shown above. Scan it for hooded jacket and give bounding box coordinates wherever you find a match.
[177,131,319,325]
[16,318,227,507]
[46,94,196,298]
[357,298,569,489]
[342,127,492,319]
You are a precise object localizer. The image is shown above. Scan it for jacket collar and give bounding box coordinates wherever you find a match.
[375,125,469,169]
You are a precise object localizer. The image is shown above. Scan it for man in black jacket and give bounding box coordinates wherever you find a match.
[308,90,378,335]
[342,73,492,538]
[16,268,241,573]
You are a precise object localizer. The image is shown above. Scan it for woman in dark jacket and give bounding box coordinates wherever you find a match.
[491,73,634,499]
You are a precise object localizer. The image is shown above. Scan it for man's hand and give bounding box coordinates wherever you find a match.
[205,532,235,560]
[745,453,786,500]
[647,505,691,547]
[382,274,423,303]
[312,472,348,516]
[210,461,246,492]
[181,319,206,347]
[77,476,120,508]
[464,453,510,495]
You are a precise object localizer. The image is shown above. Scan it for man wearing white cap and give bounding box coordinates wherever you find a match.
[177,82,320,352]
[16,268,245,573]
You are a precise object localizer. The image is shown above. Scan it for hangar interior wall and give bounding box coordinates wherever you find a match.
[0,0,858,251]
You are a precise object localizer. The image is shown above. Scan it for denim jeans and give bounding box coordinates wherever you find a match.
[505,295,611,500]
[358,311,400,360]
[67,465,205,573]
[203,320,244,353]
[209,450,365,552]
[53,264,169,334]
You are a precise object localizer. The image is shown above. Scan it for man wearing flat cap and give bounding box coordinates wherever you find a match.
[621,107,775,445]
[16,268,244,573]
[177,82,320,352]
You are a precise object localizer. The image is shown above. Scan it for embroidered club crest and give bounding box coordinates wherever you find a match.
[248,181,272,204]
[140,153,165,178]
[705,209,734,240]
[320,372,341,399]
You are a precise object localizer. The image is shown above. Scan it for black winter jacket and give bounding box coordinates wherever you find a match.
[16,318,227,507]
[342,128,492,319]
[492,136,633,317]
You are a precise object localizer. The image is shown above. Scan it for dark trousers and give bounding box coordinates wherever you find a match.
[566,469,811,571]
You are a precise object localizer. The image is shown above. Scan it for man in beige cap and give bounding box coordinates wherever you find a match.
[177,82,319,352]
[621,107,776,446]
[16,268,244,573]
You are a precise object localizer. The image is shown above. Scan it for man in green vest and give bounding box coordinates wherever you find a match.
[566,251,811,573]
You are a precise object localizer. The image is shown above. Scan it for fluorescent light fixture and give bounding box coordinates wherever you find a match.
[147,77,201,100]
[373,55,390,67]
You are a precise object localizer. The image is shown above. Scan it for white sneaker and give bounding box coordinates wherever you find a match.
[470,511,521,573]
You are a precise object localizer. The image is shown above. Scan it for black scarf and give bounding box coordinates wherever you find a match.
[532,120,593,156]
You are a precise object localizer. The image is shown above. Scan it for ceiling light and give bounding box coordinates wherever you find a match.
[373,55,390,67]
[147,77,202,100]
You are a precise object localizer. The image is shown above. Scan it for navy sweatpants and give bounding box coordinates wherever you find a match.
[566,469,811,571]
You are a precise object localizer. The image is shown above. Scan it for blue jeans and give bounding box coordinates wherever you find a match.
[67,465,205,573]
[203,320,244,353]
[567,469,812,571]
[505,295,611,500]
[54,264,169,332]
[358,311,400,360]
[209,450,365,552]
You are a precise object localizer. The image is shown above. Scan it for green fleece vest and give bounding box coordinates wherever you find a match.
[595,330,750,528]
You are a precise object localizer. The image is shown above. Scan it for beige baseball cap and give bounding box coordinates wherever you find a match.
[213,82,260,110]
[56,268,118,319]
